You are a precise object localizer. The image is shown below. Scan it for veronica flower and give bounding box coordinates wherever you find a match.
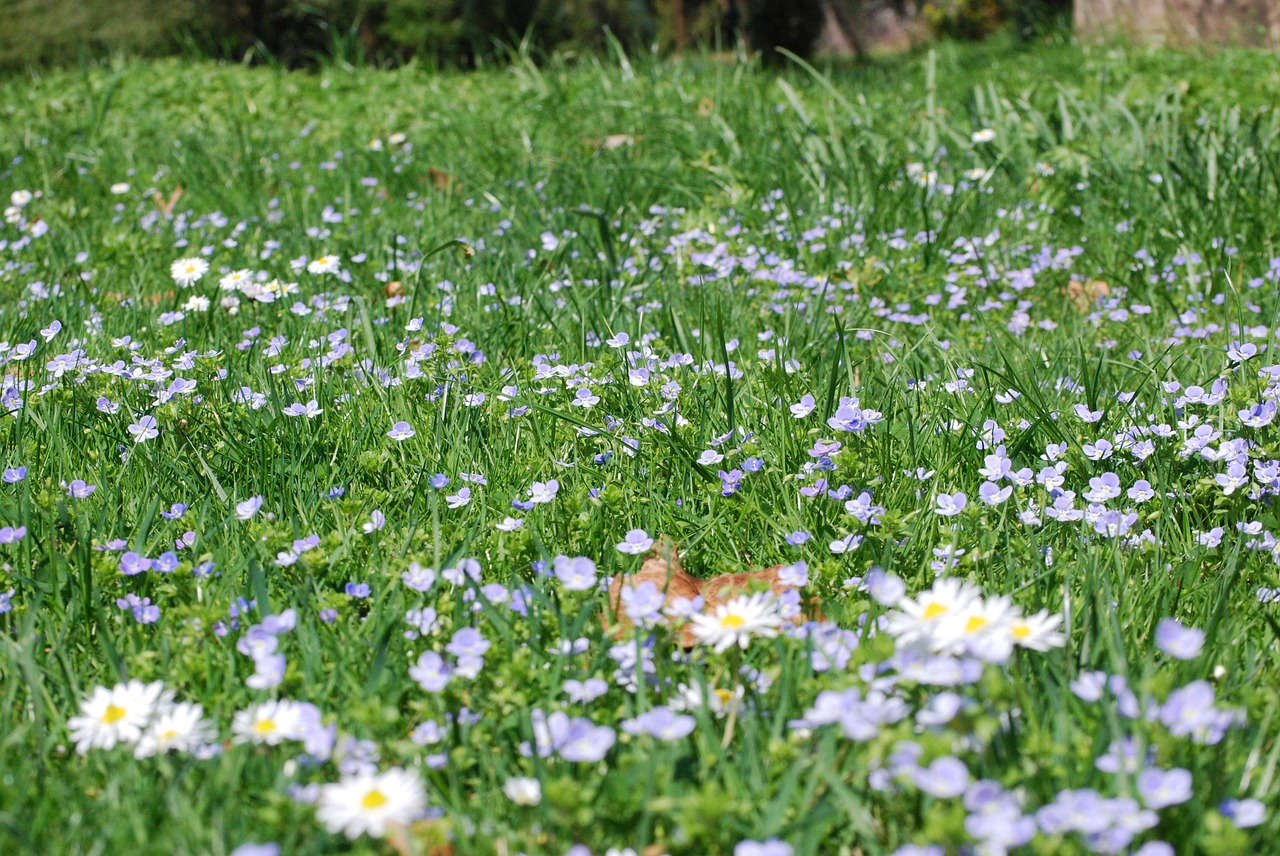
[528,479,559,504]
[67,480,96,499]
[362,510,386,533]
[386,421,415,441]
[0,525,26,545]
[616,528,654,554]
[235,496,263,520]
[128,415,159,443]
[621,706,696,741]
[935,492,967,516]
[446,486,472,508]
[1154,618,1204,659]
[2,466,25,483]
[1137,767,1193,809]
[503,777,542,806]
[553,555,597,590]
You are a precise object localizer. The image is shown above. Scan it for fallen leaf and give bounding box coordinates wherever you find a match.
[427,167,458,192]
[152,186,183,216]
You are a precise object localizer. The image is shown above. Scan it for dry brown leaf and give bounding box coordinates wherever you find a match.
[383,280,404,300]
[605,542,700,639]
[152,186,183,216]
[1064,278,1111,311]
[427,167,458,192]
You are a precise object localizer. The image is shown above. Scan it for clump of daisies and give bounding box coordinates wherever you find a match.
[882,577,1065,663]
[67,680,217,759]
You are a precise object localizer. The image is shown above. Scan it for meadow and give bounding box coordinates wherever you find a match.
[2,37,1280,855]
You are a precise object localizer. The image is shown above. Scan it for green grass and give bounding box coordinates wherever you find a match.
[2,38,1280,855]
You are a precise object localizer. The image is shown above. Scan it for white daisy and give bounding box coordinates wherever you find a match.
[170,257,209,287]
[231,699,305,745]
[307,254,341,275]
[1010,609,1067,651]
[688,591,783,653]
[315,767,426,839]
[134,701,216,758]
[882,577,983,650]
[219,269,253,291]
[67,680,169,754]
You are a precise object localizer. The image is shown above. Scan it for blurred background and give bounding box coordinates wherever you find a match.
[0,0,1274,71]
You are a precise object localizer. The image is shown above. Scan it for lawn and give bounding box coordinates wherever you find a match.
[2,38,1280,855]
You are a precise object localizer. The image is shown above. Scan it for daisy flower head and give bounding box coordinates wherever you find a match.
[883,577,983,651]
[231,699,307,745]
[307,254,341,275]
[315,767,426,839]
[1010,609,1066,651]
[170,256,209,287]
[67,680,170,754]
[689,591,784,653]
[133,701,216,758]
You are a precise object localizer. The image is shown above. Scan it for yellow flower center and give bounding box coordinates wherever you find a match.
[714,688,734,705]
[964,616,989,633]
[254,719,278,734]
[923,602,948,620]
[720,614,746,629]
[102,704,127,724]
[361,789,389,809]
[1012,623,1031,639]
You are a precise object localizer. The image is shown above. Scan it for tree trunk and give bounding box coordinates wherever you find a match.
[1075,0,1280,47]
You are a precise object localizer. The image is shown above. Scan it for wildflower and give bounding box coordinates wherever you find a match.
[689,591,784,653]
[528,479,559,504]
[134,701,216,758]
[554,555,598,591]
[409,652,452,692]
[1137,767,1193,808]
[362,510,386,533]
[307,254,341,275]
[935,492,967,516]
[2,466,25,483]
[387,421,415,441]
[67,681,169,754]
[503,777,542,806]
[315,767,426,839]
[527,710,616,762]
[67,480,97,498]
[128,415,159,443]
[620,706,696,741]
[971,128,996,143]
[1154,618,1204,659]
[235,496,263,520]
[912,756,970,798]
[616,528,654,554]
[231,699,308,745]
[170,257,209,287]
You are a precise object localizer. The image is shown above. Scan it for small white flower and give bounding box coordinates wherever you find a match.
[315,767,426,839]
[503,776,542,806]
[170,257,209,287]
[67,680,169,754]
[689,592,784,653]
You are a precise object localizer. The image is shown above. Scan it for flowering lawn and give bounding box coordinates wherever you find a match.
[3,42,1280,855]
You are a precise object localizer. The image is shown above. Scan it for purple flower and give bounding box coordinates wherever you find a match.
[344,582,371,598]
[409,651,452,692]
[115,593,160,624]
[445,627,491,659]
[235,496,263,520]
[66,480,96,498]
[616,528,654,555]
[127,414,159,443]
[387,420,415,441]
[912,756,969,798]
[1137,767,1193,808]
[0,525,26,545]
[620,580,665,625]
[2,466,26,483]
[778,561,808,587]
[935,492,967,516]
[785,530,811,546]
[528,710,615,762]
[230,844,280,856]
[0,589,13,613]
[1154,618,1204,659]
[160,502,187,520]
[621,706,696,741]
[153,551,179,573]
[553,555,597,591]
[1220,798,1266,828]
[719,468,745,497]
[119,552,152,576]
